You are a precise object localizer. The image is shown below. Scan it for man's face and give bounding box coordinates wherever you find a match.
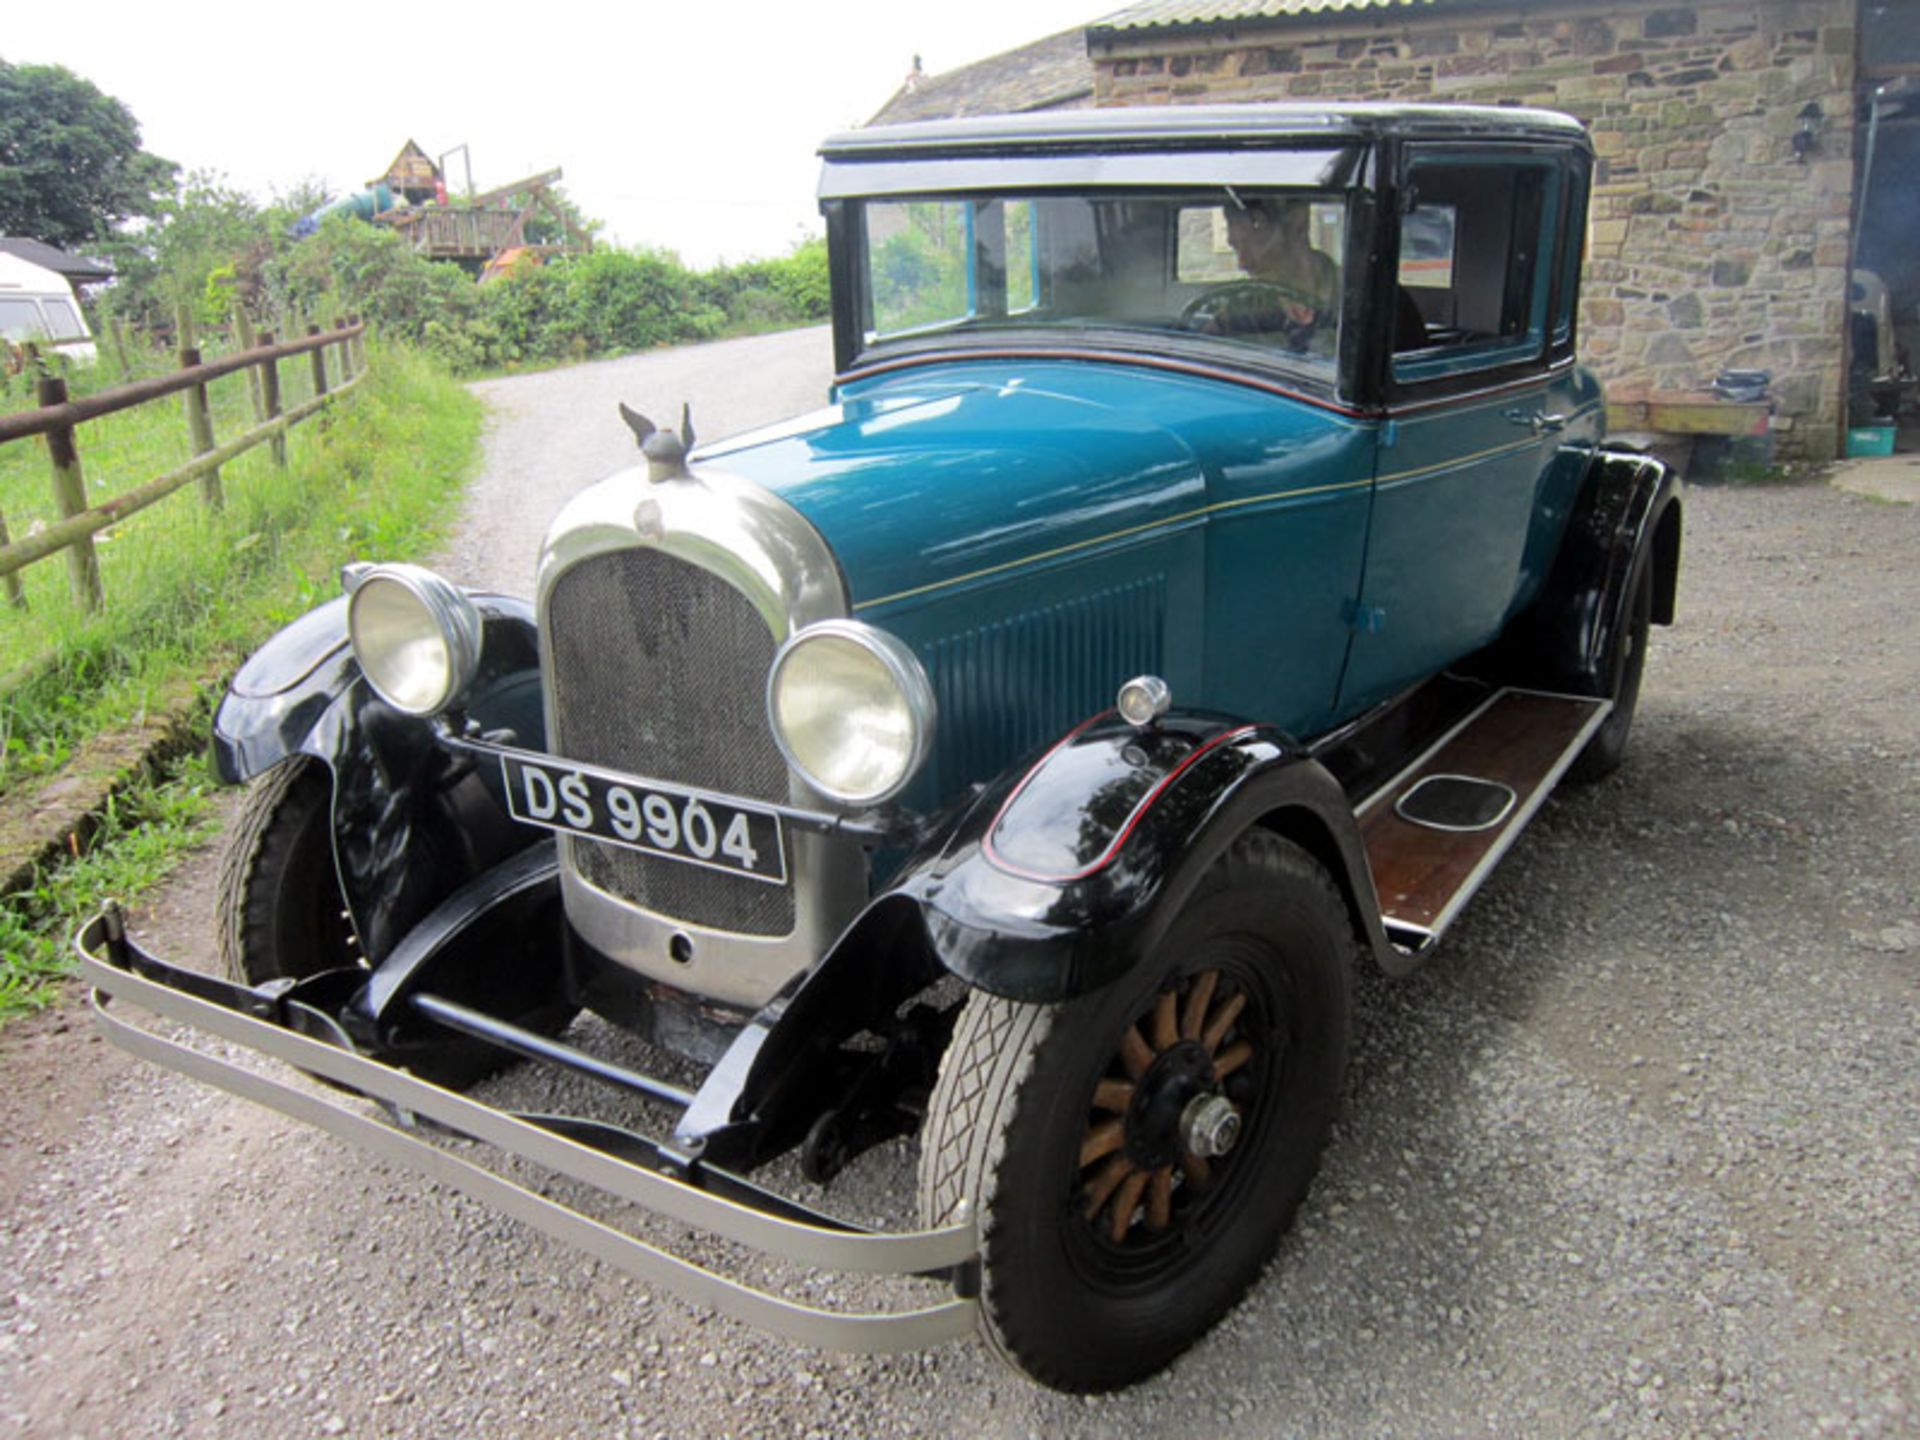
[1225,204,1299,274]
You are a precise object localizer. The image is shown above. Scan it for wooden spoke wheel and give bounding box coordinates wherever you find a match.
[919,831,1356,1392]
[1076,966,1260,1249]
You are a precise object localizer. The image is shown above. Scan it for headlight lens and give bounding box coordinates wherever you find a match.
[346,564,483,716]
[767,621,935,806]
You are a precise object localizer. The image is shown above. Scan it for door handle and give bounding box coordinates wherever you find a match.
[1504,409,1568,435]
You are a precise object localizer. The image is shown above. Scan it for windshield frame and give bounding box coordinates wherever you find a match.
[821,145,1374,405]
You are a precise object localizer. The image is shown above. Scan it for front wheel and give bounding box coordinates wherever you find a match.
[215,758,571,1090]
[216,758,360,985]
[918,831,1354,1391]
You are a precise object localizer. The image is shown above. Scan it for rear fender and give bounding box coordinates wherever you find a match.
[211,592,547,966]
[1487,446,1681,695]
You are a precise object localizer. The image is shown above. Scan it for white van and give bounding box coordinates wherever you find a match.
[0,251,97,364]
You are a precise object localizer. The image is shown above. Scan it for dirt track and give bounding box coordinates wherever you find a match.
[2,329,1917,1437]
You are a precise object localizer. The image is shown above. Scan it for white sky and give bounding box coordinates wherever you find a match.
[6,1,1112,268]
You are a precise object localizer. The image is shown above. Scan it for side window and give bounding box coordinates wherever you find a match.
[1550,161,1588,357]
[0,297,47,341]
[42,298,85,340]
[1393,158,1563,383]
[1398,205,1457,293]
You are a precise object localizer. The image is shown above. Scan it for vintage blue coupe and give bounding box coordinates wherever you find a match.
[81,105,1680,1390]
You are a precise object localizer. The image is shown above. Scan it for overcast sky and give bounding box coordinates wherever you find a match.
[7,0,1112,267]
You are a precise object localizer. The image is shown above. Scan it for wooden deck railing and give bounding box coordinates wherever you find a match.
[0,320,366,613]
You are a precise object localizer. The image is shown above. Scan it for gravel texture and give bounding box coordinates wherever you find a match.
[2,327,1917,1438]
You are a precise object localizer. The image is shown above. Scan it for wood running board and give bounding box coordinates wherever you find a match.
[1357,688,1610,955]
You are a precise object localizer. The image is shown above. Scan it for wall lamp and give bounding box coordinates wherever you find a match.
[1792,102,1824,163]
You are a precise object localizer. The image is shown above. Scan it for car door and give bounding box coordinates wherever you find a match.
[1338,145,1594,715]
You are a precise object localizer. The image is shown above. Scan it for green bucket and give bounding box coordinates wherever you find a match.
[1847,425,1896,458]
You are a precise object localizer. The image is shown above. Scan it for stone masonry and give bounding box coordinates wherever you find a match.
[1091,0,1859,459]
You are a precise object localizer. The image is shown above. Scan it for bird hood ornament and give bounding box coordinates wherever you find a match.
[618,401,697,484]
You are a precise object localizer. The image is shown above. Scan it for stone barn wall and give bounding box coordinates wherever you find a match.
[1090,0,1859,459]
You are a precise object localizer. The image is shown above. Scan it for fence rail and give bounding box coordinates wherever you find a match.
[0,320,366,613]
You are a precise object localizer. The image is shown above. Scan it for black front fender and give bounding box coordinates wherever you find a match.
[211,592,547,965]
[879,710,1390,1003]
[654,712,1395,1162]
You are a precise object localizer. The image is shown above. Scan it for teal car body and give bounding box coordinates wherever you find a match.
[706,351,1602,798]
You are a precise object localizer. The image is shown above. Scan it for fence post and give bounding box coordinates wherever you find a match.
[179,344,223,511]
[36,375,103,612]
[235,308,266,425]
[308,324,329,397]
[350,315,366,373]
[0,507,25,610]
[334,317,353,381]
[107,317,133,381]
[258,329,286,469]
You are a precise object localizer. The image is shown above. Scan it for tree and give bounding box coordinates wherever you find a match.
[0,59,176,246]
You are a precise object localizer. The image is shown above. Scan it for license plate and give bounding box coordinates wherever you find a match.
[501,755,788,886]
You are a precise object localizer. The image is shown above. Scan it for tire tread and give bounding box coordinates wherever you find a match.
[215,759,353,983]
[917,828,1357,1389]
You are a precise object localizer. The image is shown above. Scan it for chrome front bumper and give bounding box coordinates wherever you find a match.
[74,911,980,1353]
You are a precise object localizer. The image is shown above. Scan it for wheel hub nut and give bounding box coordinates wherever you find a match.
[1180,1094,1241,1158]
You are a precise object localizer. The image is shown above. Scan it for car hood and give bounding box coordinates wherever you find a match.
[696,360,1239,614]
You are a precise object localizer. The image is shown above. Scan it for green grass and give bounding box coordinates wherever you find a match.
[0,342,481,1022]
[0,753,219,1019]
[0,343,480,791]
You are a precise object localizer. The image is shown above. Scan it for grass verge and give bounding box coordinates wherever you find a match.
[0,344,482,1022]
[1,344,479,789]
[0,754,218,1018]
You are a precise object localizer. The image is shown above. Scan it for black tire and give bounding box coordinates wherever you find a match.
[216,758,360,985]
[1567,556,1654,784]
[918,831,1355,1392]
[216,758,573,1091]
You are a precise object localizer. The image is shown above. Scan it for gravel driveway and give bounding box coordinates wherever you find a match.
[2,328,1917,1438]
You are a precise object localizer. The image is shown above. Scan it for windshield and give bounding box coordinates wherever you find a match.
[854,190,1346,376]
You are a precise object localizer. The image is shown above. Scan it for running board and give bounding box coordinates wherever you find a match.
[1356,688,1610,955]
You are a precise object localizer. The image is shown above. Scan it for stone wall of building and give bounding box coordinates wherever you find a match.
[1091,1,1858,459]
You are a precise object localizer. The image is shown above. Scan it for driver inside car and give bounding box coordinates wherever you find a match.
[1226,198,1338,307]
[1192,197,1340,352]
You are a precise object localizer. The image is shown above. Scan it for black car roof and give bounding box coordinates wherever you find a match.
[822,102,1590,159]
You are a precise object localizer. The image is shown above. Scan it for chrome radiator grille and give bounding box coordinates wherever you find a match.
[546,547,795,936]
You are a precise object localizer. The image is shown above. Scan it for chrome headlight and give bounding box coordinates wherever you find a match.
[767,620,935,806]
[346,564,483,716]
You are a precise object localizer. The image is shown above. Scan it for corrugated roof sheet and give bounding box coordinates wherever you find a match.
[1092,0,1445,32]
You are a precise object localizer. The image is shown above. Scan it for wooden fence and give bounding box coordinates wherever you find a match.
[0,320,367,614]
